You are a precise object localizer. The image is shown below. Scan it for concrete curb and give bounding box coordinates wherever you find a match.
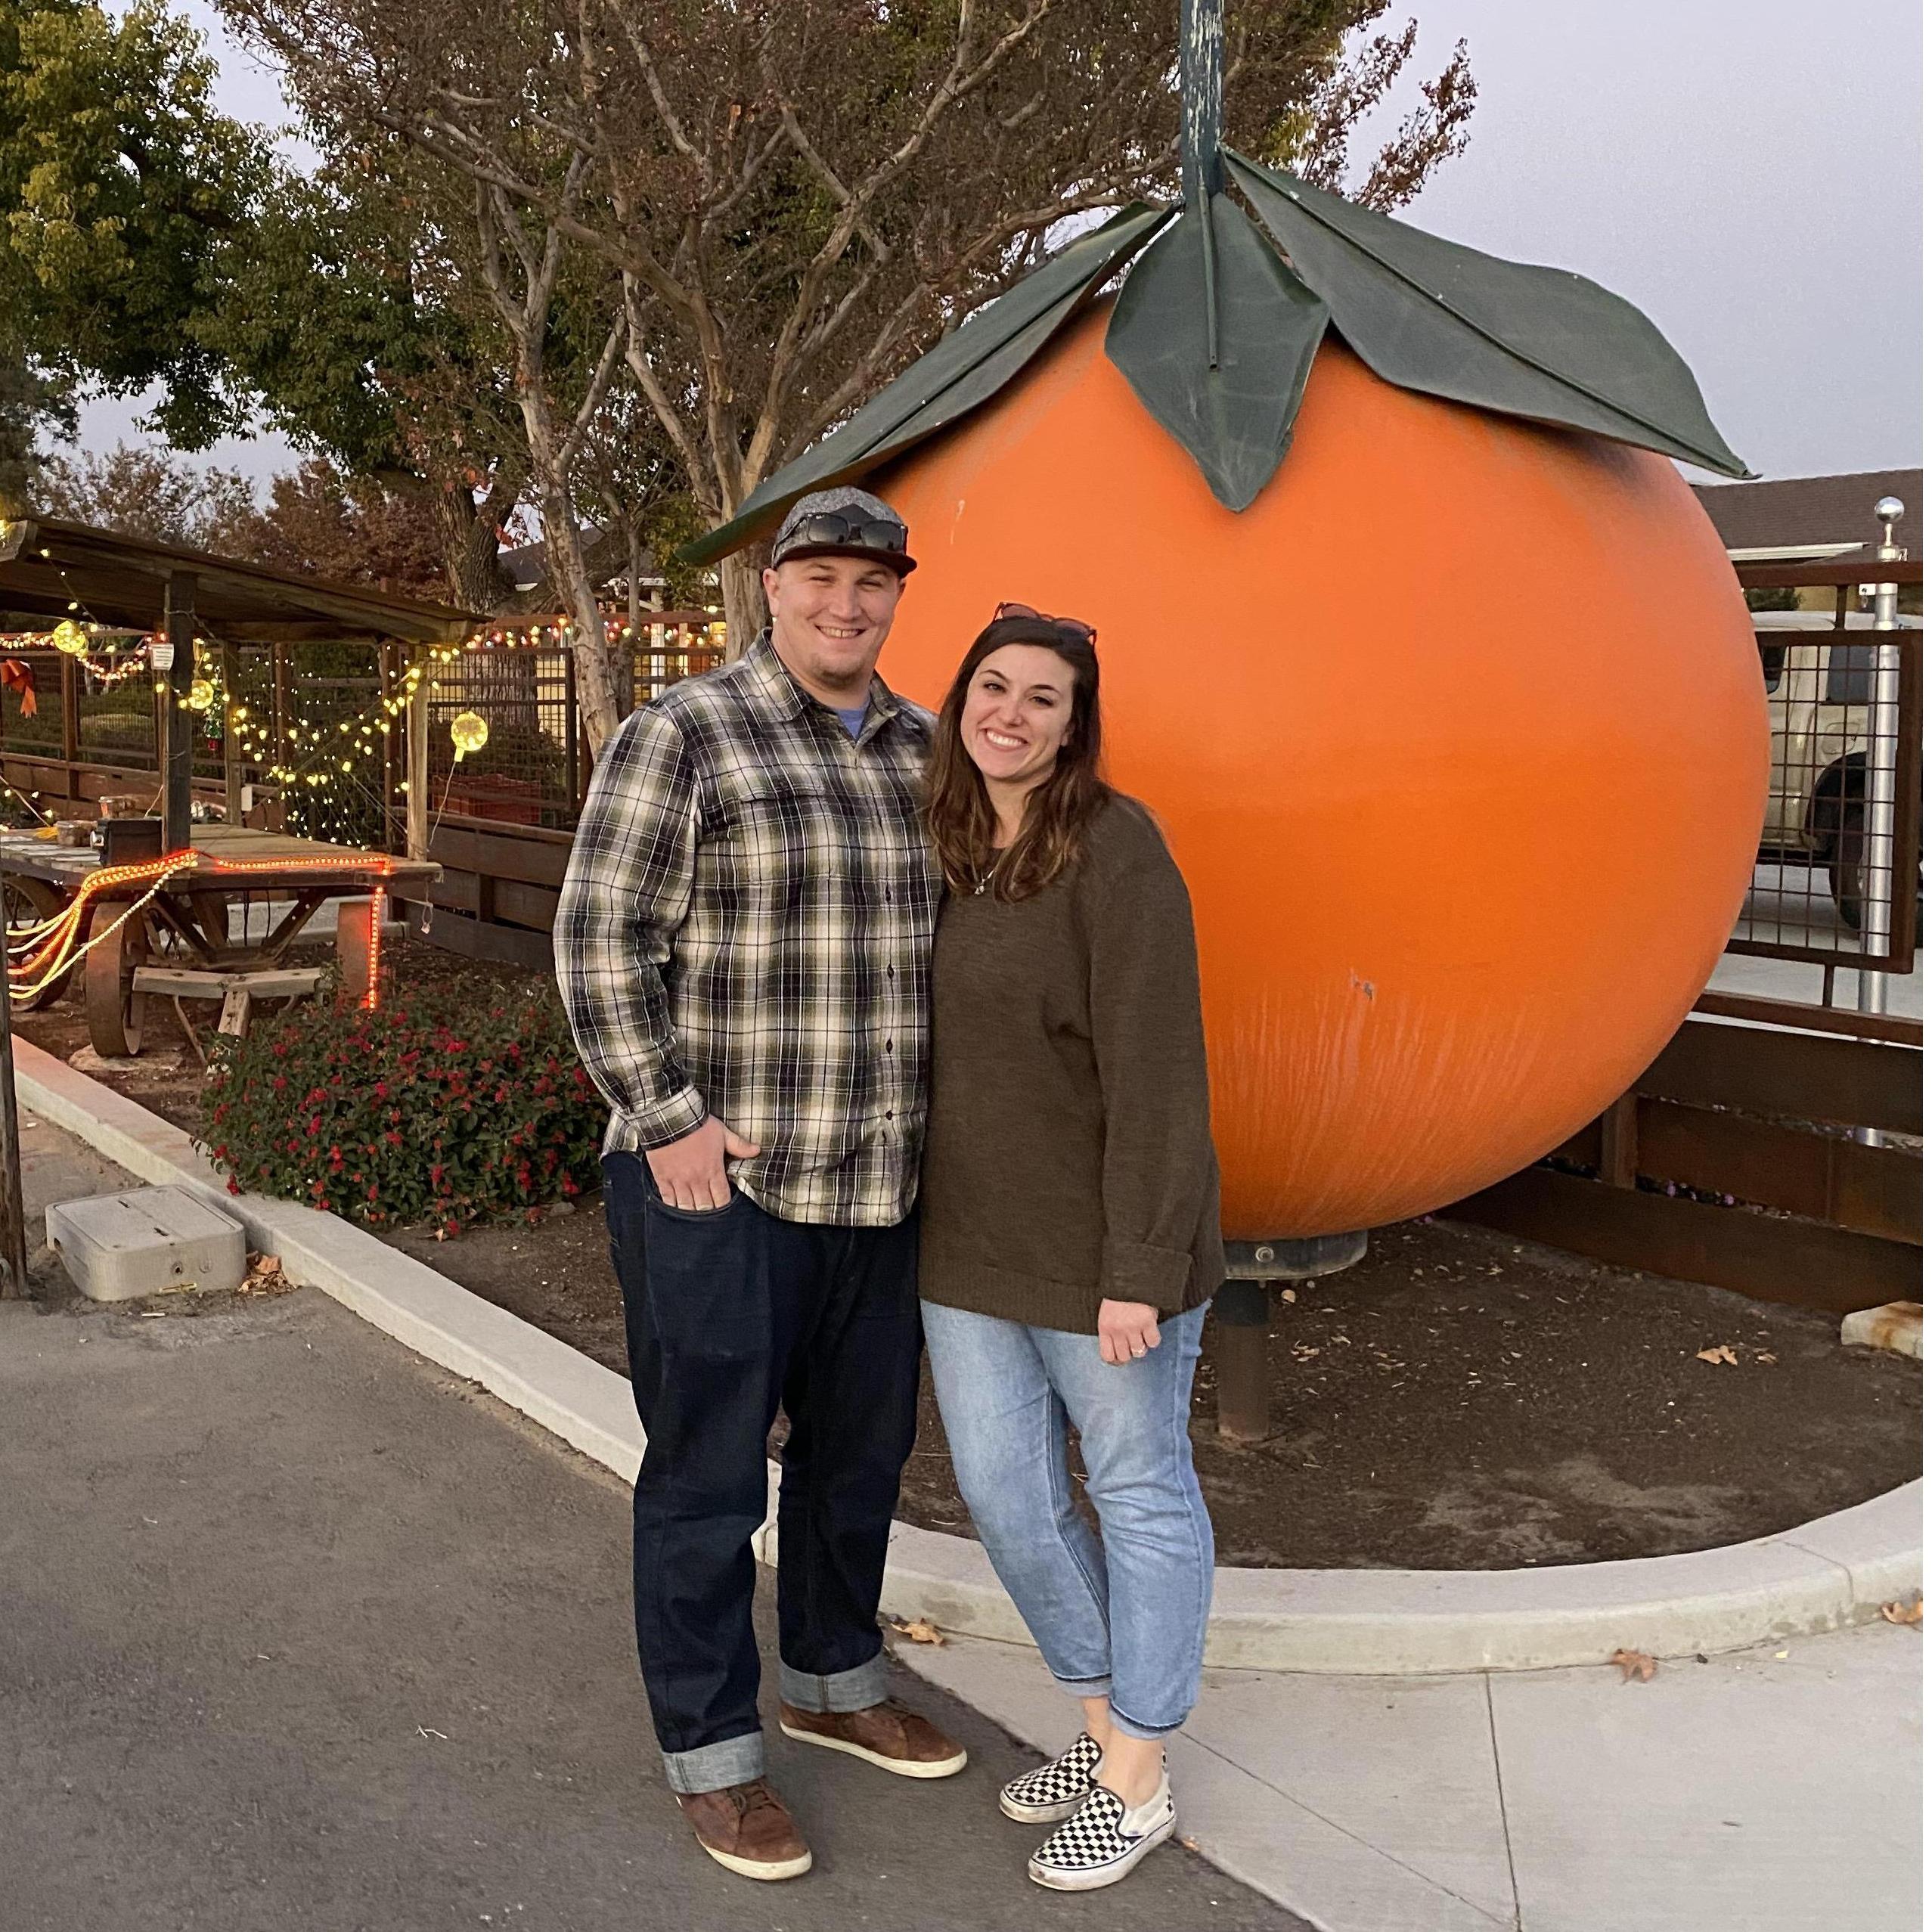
[16,1037,1921,1674]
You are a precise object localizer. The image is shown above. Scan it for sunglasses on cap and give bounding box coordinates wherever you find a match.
[994,601,1096,647]
[783,512,909,557]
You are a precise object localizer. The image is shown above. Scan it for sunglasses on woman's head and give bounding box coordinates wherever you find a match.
[994,601,1096,647]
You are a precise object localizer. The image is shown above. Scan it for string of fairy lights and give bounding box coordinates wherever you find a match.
[0,610,726,815]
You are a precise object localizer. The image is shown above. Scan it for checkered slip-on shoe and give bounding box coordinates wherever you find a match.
[997,1730,1104,1824]
[1027,1775,1177,1891]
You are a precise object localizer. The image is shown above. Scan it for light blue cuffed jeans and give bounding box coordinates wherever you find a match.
[920,1299,1214,1739]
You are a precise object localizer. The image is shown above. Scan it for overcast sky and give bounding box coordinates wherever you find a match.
[83,0,1924,491]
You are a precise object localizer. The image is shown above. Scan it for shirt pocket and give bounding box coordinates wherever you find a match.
[707,776,864,919]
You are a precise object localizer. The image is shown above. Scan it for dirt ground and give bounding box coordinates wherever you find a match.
[16,947,1921,1573]
[373,1197,1918,1570]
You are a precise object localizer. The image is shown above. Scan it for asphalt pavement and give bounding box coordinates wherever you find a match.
[0,1279,1308,1932]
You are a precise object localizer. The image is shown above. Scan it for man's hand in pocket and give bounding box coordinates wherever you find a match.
[647,1115,761,1211]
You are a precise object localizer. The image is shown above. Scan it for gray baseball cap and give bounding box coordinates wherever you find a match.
[768,485,916,575]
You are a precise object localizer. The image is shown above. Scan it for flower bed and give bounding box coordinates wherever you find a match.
[198,966,605,1233]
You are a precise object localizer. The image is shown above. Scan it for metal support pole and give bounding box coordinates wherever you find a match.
[0,950,31,1298]
[161,573,197,852]
[1858,497,1906,1016]
[220,638,243,828]
[1180,0,1226,364]
[1214,1231,1369,1443]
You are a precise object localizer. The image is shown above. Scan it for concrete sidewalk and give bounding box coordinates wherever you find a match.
[901,1611,1921,1931]
[2,1121,1301,1932]
[7,1113,1920,1930]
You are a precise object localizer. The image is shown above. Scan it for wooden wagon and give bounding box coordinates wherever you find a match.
[0,514,475,1054]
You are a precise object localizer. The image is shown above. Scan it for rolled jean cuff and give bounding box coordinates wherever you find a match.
[1109,1703,1188,1743]
[779,1649,887,1715]
[662,1727,764,1795]
[1053,1673,1112,1699]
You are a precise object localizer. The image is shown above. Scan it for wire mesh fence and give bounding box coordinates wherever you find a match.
[419,616,723,832]
[1734,594,1921,975]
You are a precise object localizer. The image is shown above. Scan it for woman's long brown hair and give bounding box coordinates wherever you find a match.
[924,613,1109,901]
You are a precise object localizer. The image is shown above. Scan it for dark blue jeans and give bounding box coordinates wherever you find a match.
[601,1152,923,1794]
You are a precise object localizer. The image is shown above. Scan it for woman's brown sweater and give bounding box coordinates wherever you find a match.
[917,794,1223,1333]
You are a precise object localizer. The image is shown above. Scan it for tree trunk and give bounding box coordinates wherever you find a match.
[504,364,623,750]
[719,549,765,659]
[432,476,515,613]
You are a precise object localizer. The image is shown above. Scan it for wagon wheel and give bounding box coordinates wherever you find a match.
[3,873,77,1012]
[84,899,151,1057]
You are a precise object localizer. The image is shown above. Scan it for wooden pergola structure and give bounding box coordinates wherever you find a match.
[0,513,476,854]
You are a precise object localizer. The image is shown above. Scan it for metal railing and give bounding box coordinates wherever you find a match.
[420,616,724,832]
[1730,547,1921,986]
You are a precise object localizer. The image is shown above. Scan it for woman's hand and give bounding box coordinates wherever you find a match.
[1097,1299,1162,1366]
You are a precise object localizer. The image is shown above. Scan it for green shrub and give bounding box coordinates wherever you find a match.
[198,968,606,1233]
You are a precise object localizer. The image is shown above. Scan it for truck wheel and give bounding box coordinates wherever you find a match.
[1829,809,1923,946]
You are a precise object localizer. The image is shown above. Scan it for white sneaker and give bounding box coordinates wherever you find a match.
[1027,1773,1177,1891]
[998,1731,1104,1824]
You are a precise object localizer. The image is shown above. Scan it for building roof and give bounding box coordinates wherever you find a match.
[1692,468,1921,561]
[498,525,663,597]
[0,513,478,643]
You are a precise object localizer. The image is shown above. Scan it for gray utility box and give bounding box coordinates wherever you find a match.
[45,1186,247,1304]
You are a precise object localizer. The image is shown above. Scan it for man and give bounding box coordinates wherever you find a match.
[555,486,964,1883]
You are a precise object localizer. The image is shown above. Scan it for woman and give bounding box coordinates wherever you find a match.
[918,603,1222,1893]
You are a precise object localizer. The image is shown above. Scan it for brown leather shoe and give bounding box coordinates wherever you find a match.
[675,1778,813,1881]
[779,1698,969,1778]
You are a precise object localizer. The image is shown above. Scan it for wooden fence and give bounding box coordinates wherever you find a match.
[1445,1005,1920,1311]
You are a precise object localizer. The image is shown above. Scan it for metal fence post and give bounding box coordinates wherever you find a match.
[563,646,581,810]
[0,948,29,1298]
[1858,496,1906,1017]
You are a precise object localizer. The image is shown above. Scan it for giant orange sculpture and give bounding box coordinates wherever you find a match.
[876,309,1765,1235]
[689,23,1764,1245]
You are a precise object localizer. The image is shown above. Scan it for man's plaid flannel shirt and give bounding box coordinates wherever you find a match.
[554,634,941,1227]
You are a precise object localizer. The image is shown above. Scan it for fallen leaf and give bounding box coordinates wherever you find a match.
[1178,1834,1202,1852]
[1881,1599,1923,1627]
[251,1253,281,1275]
[1609,1648,1656,1682]
[1755,1351,1778,1364]
[1695,1345,1739,1366]
[887,1617,945,1646]
[1279,1287,1296,1304]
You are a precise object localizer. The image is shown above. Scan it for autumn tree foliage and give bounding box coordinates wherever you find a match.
[38,442,451,600]
[219,0,1474,746]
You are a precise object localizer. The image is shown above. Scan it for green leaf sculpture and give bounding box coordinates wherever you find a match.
[1104,192,1329,512]
[1222,152,1747,479]
[684,133,1746,564]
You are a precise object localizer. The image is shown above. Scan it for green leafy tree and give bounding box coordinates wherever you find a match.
[0,0,265,504]
[198,150,532,609]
